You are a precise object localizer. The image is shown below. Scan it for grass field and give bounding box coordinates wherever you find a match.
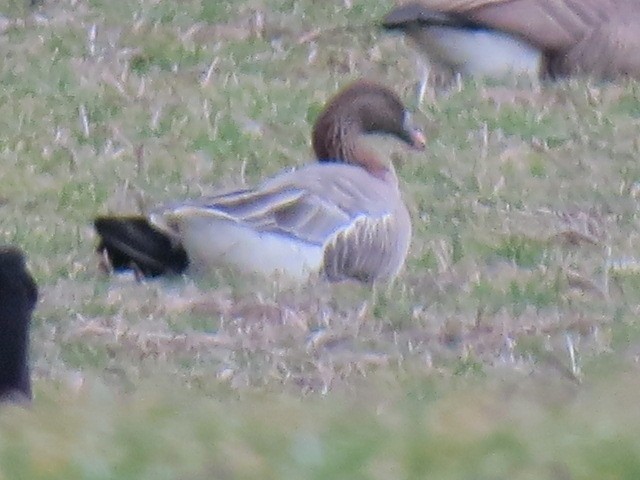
[2,0,640,477]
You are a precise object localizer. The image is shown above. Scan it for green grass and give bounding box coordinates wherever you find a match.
[2,0,640,477]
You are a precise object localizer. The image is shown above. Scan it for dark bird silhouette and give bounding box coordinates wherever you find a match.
[0,246,38,403]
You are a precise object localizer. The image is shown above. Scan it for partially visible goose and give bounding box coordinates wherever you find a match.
[0,246,37,404]
[382,0,640,99]
[94,80,425,284]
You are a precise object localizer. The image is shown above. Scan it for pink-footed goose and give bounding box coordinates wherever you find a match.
[383,0,640,100]
[94,80,425,284]
[0,246,37,404]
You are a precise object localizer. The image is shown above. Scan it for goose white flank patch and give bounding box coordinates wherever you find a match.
[0,246,37,404]
[94,80,425,284]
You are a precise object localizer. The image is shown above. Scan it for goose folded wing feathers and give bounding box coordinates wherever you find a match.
[387,0,620,51]
[463,0,624,51]
[155,187,311,235]
[156,164,397,248]
[549,12,640,78]
[259,165,397,242]
[323,212,401,283]
[263,167,408,282]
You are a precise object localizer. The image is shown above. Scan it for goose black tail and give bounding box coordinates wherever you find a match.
[94,216,189,278]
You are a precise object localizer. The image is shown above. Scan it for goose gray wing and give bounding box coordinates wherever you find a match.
[157,183,353,246]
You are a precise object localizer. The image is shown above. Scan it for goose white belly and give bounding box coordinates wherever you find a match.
[412,26,542,77]
[177,217,325,281]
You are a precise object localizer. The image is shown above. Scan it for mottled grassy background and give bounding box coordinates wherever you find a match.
[2,0,640,477]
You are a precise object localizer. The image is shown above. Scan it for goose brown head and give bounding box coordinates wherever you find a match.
[312,80,425,181]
